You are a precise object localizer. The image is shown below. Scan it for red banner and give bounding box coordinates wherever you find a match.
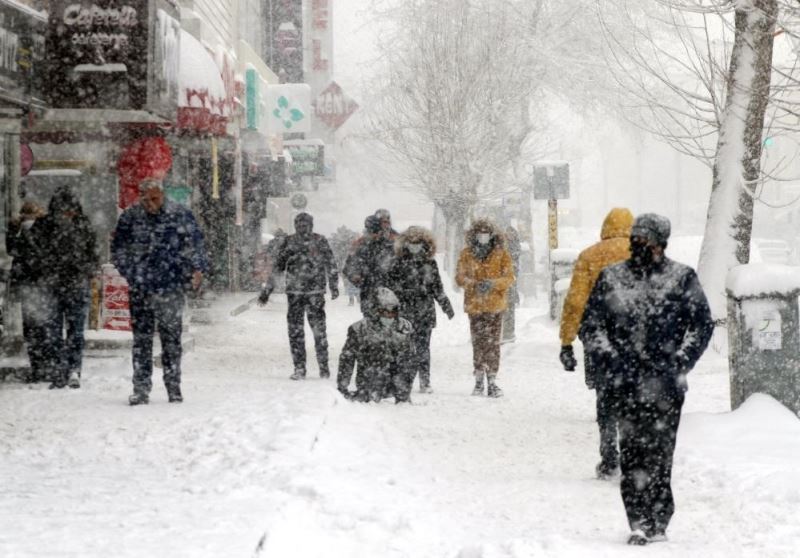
[101,266,132,331]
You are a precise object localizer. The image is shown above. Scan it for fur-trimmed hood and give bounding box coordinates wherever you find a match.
[465,219,506,249]
[395,226,437,258]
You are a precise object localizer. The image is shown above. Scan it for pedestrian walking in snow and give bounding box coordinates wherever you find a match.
[456,219,515,398]
[388,227,454,393]
[343,214,394,318]
[559,208,634,480]
[6,201,49,382]
[337,287,414,403]
[501,224,522,343]
[257,228,287,305]
[579,213,713,545]
[32,187,99,389]
[111,178,209,405]
[272,212,339,380]
[374,208,399,242]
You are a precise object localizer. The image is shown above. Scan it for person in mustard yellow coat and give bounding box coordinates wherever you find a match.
[456,219,515,397]
[559,207,633,478]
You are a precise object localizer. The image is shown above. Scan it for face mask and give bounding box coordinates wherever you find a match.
[295,223,312,237]
[407,243,424,255]
[379,316,395,328]
[630,241,655,268]
[476,233,491,245]
[21,219,34,230]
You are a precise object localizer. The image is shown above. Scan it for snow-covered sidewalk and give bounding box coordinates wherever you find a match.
[1,293,798,557]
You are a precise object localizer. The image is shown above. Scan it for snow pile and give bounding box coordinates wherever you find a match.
[726,263,800,298]
[179,29,227,114]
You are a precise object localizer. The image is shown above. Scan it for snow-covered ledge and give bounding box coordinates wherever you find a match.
[725,264,800,300]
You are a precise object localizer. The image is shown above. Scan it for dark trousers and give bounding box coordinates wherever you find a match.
[469,313,503,377]
[618,391,684,534]
[287,293,329,374]
[41,283,90,383]
[409,326,432,388]
[129,290,185,395]
[596,385,620,470]
[19,285,50,380]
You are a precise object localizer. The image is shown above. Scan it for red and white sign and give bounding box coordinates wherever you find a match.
[313,81,358,130]
[101,266,132,331]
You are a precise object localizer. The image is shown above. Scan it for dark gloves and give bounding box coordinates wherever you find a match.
[257,288,270,306]
[476,280,493,295]
[560,345,577,372]
[445,306,455,320]
[330,286,340,300]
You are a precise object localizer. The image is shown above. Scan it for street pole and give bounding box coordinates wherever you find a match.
[548,198,558,250]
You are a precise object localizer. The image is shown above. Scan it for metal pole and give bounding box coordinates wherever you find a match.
[548,198,558,250]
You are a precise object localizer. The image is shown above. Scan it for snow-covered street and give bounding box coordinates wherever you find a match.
[1,292,799,558]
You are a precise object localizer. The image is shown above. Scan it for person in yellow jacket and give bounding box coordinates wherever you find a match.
[559,207,633,478]
[456,219,515,397]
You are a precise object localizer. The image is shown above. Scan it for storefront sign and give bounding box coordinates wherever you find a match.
[266,83,311,134]
[46,0,179,118]
[285,140,324,177]
[313,81,358,130]
[0,2,45,106]
[267,0,303,83]
[101,266,132,331]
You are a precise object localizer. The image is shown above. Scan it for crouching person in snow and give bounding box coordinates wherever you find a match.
[111,178,209,405]
[456,219,515,397]
[578,213,713,545]
[388,226,454,393]
[272,212,339,380]
[336,288,414,403]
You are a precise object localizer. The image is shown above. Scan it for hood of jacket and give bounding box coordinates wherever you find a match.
[395,226,436,258]
[600,208,634,241]
[465,219,506,250]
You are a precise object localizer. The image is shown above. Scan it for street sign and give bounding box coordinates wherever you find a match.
[533,162,570,200]
[266,83,311,134]
[313,81,359,130]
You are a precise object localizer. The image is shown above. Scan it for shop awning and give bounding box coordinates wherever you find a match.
[177,30,228,136]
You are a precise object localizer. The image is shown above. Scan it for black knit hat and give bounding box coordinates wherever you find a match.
[631,213,671,246]
[294,212,313,226]
[365,215,381,234]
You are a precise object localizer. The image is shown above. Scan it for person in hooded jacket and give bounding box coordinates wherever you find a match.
[456,219,515,397]
[343,215,395,318]
[6,201,47,382]
[388,226,454,393]
[559,207,634,479]
[32,186,99,389]
[337,287,414,403]
[579,213,713,545]
[271,212,339,380]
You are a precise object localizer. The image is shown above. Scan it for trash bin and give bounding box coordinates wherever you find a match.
[549,248,579,320]
[726,264,800,415]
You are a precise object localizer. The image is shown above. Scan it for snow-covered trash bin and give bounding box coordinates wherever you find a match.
[549,248,579,320]
[726,264,800,415]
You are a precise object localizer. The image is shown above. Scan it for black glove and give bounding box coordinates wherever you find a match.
[476,280,493,295]
[560,345,577,372]
[257,288,270,306]
[330,286,340,300]
[445,306,455,320]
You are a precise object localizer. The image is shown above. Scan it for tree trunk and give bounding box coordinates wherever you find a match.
[439,199,469,284]
[697,0,777,321]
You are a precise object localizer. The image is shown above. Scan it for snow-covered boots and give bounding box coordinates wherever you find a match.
[128,392,149,406]
[290,367,306,381]
[471,372,484,396]
[487,375,503,398]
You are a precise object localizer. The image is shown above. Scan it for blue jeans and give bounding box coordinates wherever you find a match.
[41,282,90,383]
[129,290,185,395]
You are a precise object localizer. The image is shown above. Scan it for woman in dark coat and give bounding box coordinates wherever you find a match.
[32,186,99,389]
[6,201,47,382]
[388,226,454,393]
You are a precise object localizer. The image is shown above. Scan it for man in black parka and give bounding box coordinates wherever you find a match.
[272,212,338,380]
[579,213,713,546]
[343,215,395,318]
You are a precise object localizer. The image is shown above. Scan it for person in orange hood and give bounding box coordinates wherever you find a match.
[559,207,633,479]
[456,219,515,397]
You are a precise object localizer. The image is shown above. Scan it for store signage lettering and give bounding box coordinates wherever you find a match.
[62,4,138,49]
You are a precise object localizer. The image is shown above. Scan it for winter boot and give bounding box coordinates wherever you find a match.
[595,461,619,480]
[290,367,306,381]
[419,384,433,394]
[128,392,150,406]
[627,529,649,546]
[319,364,330,379]
[67,371,81,389]
[167,385,183,403]
[471,373,484,396]
[486,376,503,398]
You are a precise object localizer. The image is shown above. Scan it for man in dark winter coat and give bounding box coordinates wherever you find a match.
[32,187,99,389]
[579,213,714,545]
[337,287,414,403]
[272,212,339,380]
[343,215,395,318]
[112,178,209,405]
[388,226,454,393]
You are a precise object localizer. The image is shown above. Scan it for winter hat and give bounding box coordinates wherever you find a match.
[48,185,82,214]
[375,208,391,222]
[631,213,671,246]
[365,215,381,234]
[294,212,314,227]
[375,287,399,310]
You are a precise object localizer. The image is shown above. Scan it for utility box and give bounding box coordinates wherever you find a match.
[726,264,800,415]
[550,248,579,321]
